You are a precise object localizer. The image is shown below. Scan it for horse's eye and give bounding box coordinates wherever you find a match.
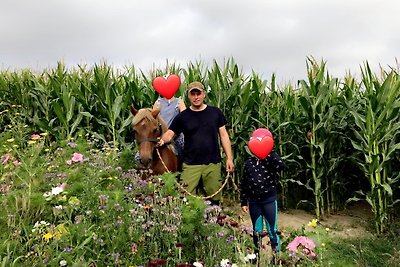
[153,128,158,134]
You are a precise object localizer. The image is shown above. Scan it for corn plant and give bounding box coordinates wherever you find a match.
[347,64,400,234]
[296,58,340,219]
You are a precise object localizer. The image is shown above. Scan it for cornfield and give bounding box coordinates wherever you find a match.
[1,58,399,234]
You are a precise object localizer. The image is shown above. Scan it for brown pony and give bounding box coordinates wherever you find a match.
[130,106,178,174]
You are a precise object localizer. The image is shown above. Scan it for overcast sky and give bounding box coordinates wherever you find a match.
[1,0,399,83]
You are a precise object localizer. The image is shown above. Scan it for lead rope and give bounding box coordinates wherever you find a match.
[155,148,239,199]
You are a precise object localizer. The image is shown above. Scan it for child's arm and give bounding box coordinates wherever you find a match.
[153,99,161,110]
[269,150,285,172]
[178,98,186,112]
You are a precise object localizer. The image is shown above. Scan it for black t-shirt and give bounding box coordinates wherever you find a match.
[169,106,227,165]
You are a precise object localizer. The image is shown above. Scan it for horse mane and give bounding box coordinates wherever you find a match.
[132,108,168,133]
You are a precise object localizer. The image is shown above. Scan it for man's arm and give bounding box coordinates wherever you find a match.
[219,126,234,173]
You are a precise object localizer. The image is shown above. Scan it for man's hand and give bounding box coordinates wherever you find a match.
[226,158,235,173]
[157,138,165,147]
[241,205,249,213]
[157,130,175,147]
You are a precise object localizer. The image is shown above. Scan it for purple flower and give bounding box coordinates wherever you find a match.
[67,142,77,148]
[226,235,236,243]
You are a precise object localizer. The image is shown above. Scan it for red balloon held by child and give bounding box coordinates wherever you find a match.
[152,74,181,99]
[251,128,273,139]
[248,129,274,159]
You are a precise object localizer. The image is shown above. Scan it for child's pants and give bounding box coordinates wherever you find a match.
[249,198,280,252]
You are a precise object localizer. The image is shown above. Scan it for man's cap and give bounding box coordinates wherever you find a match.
[187,81,205,93]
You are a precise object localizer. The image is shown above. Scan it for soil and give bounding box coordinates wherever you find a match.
[223,202,374,238]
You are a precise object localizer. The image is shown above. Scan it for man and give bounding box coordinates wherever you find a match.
[158,81,234,205]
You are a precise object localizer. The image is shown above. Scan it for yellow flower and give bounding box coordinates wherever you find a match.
[27,140,36,145]
[307,219,318,228]
[325,227,330,232]
[54,224,69,240]
[40,132,49,136]
[42,232,53,241]
[7,138,14,143]
[68,197,81,207]
[321,243,326,247]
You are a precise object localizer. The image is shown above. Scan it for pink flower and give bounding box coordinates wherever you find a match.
[1,154,11,165]
[13,160,21,166]
[71,153,84,162]
[131,243,138,255]
[287,236,316,252]
[31,134,41,140]
[287,236,318,261]
[66,153,84,164]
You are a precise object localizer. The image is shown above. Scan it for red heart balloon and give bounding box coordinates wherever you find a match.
[252,128,273,139]
[248,136,274,159]
[152,74,181,99]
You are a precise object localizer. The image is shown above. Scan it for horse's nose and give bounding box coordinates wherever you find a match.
[140,157,152,167]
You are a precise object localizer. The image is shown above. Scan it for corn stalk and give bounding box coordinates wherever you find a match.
[296,58,339,219]
[348,64,400,234]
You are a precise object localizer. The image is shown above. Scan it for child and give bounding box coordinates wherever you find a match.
[153,96,186,160]
[240,146,285,258]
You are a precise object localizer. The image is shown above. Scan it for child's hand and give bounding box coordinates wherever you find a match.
[241,205,249,213]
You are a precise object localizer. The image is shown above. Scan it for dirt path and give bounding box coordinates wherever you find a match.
[224,202,373,238]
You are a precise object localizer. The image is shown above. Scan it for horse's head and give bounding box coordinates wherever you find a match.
[130,106,166,168]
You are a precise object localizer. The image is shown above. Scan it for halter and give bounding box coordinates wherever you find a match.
[135,121,163,144]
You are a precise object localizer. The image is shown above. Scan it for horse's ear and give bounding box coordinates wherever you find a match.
[151,107,160,118]
[130,105,138,115]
